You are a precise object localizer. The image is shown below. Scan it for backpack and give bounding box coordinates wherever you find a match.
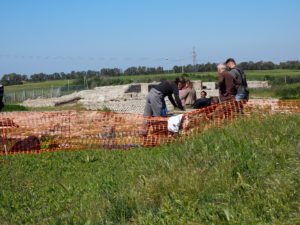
[232,68,249,95]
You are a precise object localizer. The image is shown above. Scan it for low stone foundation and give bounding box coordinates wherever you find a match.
[21,80,270,114]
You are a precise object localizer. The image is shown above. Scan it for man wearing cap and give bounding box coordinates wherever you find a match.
[225,58,249,101]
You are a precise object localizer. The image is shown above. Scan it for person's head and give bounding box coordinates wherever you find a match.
[185,80,193,88]
[175,77,186,90]
[200,91,207,98]
[225,58,236,69]
[217,63,227,74]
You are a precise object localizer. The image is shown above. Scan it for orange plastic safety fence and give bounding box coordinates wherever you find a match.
[0,99,299,155]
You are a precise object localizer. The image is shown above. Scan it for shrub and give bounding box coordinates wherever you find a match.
[2,104,28,112]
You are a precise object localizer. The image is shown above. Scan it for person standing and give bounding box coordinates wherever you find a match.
[225,58,249,101]
[144,78,185,117]
[217,63,239,102]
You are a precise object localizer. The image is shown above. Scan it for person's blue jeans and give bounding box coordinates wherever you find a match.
[235,93,247,101]
[161,98,168,117]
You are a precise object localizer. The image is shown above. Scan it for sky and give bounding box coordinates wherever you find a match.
[0,0,300,76]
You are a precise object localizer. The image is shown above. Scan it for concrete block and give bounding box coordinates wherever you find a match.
[202,82,217,90]
[124,84,141,93]
[192,80,202,90]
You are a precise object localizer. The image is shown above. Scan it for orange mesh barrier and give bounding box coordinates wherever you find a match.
[1,99,299,155]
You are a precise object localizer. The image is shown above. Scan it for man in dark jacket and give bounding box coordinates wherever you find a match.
[144,78,185,117]
[217,63,239,102]
[225,58,249,101]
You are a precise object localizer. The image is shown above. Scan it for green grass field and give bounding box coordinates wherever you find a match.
[250,82,300,99]
[246,69,300,77]
[1,114,299,224]
[4,80,75,91]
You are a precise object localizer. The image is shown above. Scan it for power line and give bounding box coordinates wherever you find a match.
[192,47,197,66]
[192,47,197,74]
[0,53,298,65]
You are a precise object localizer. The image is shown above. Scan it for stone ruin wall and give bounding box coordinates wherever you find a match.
[21,80,270,114]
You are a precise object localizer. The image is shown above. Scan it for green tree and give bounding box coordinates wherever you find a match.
[1,73,24,85]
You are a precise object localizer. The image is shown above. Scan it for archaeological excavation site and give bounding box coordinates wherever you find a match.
[1,80,298,155]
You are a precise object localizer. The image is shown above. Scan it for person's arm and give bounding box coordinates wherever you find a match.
[230,68,241,80]
[192,88,197,101]
[218,73,224,88]
[168,94,177,107]
[233,76,240,91]
[172,85,184,110]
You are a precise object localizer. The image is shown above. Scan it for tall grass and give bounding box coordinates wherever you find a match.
[275,84,300,99]
[250,82,300,99]
[0,114,299,224]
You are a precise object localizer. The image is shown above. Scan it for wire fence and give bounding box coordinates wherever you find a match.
[0,99,299,155]
[4,85,87,103]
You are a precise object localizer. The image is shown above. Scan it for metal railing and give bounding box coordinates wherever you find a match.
[4,85,87,103]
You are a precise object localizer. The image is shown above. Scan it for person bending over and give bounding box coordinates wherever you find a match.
[144,78,185,117]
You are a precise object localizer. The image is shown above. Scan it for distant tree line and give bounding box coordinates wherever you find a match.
[176,61,300,73]
[238,61,300,70]
[1,61,300,86]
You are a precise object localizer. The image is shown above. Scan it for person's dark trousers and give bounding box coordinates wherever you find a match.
[0,99,4,111]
